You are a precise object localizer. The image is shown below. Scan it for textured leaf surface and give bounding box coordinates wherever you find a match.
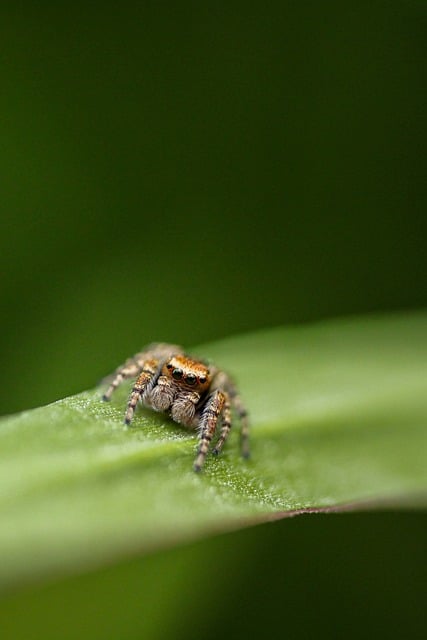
[1,312,427,590]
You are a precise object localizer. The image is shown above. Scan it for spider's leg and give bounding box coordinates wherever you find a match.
[231,391,250,459]
[194,390,225,472]
[124,358,159,425]
[212,392,232,455]
[217,373,250,459]
[102,358,141,402]
[102,343,182,402]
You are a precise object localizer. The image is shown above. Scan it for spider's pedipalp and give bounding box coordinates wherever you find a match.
[171,390,201,426]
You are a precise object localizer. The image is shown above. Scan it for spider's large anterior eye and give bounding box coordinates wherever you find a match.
[185,373,197,386]
[172,368,183,380]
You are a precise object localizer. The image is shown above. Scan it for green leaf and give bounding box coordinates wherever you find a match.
[1,312,427,591]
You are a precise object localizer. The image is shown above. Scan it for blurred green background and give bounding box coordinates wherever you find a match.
[1,0,426,415]
[3,511,427,640]
[1,2,426,637]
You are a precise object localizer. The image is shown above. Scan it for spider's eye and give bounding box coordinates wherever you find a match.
[199,376,207,384]
[185,373,197,386]
[166,363,173,370]
[172,368,183,380]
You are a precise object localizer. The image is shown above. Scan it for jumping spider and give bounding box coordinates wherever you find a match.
[102,343,249,471]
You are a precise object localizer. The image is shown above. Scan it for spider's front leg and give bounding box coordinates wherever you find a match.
[194,390,227,472]
[102,343,181,403]
[124,358,159,425]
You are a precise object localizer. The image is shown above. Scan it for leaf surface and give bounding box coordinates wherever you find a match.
[1,312,427,589]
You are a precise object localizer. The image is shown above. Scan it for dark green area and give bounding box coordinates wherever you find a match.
[2,511,427,640]
[1,0,426,414]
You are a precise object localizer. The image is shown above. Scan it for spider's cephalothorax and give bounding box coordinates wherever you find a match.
[102,343,249,471]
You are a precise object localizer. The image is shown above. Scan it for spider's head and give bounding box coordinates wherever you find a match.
[163,355,211,392]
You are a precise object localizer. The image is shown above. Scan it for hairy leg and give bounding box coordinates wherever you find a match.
[102,343,182,402]
[211,371,250,459]
[212,392,232,455]
[194,390,225,471]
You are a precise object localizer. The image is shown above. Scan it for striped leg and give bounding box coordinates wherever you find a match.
[194,390,225,472]
[102,343,181,402]
[241,416,250,458]
[210,371,250,460]
[102,358,141,402]
[212,392,232,455]
[233,394,250,459]
[223,380,250,459]
[124,359,158,425]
